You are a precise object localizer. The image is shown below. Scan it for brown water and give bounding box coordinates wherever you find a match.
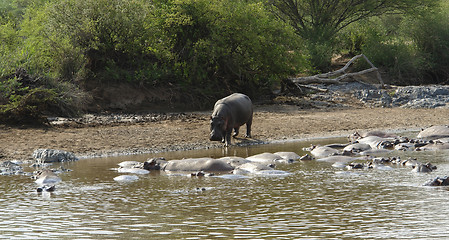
[1,137,449,239]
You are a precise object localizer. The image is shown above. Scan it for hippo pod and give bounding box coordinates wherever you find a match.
[134,152,299,175]
[209,93,253,146]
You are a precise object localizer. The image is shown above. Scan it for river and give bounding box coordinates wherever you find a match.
[1,136,448,239]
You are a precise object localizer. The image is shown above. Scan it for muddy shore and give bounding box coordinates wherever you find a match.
[1,105,449,162]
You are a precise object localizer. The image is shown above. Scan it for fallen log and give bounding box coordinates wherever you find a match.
[289,54,384,87]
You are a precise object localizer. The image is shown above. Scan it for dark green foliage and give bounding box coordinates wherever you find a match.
[0,69,86,124]
[0,87,57,124]
[338,1,449,85]
[46,0,160,83]
[407,8,449,83]
[157,0,305,96]
[37,0,304,97]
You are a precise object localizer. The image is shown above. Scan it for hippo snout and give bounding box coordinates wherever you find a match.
[210,133,222,141]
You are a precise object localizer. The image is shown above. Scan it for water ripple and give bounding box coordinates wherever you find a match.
[2,142,449,239]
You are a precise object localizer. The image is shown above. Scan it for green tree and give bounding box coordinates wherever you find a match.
[406,4,449,83]
[46,0,159,83]
[269,0,437,71]
[157,0,306,96]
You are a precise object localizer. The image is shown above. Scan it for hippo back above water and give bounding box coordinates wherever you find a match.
[210,93,253,146]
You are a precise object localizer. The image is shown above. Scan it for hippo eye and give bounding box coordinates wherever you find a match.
[211,117,223,126]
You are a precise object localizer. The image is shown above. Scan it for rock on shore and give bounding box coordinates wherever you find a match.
[33,149,78,163]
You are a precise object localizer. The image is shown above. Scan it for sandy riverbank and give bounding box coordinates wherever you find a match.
[1,105,448,161]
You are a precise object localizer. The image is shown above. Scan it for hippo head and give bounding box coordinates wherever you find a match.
[143,157,167,170]
[379,140,393,149]
[210,116,226,142]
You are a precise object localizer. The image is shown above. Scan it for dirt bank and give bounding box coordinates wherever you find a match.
[1,105,449,161]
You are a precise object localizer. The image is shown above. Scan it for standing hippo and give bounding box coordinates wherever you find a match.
[210,93,253,146]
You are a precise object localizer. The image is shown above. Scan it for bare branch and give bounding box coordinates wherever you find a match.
[288,54,384,86]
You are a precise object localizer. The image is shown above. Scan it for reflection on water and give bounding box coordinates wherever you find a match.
[1,137,449,239]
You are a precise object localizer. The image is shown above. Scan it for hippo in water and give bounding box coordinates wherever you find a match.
[144,157,234,172]
[309,146,338,158]
[209,93,253,146]
[348,130,398,142]
[424,176,449,186]
[417,125,449,140]
[33,169,61,192]
[356,136,394,149]
[343,143,372,153]
[141,152,300,173]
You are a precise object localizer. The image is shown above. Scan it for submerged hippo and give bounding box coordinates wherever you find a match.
[233,162,275,175]
[274,152,301,162]
[144,157,234,172]
[33,169,61,192]
[348,130,398,142]
[417,142,449,151]
[246,152,291,164]
[417,125,449,140]
[316,155,363,163]
[343,143,372,153]
[209,93,253,146]
[356,136,394,149]
[424,176,449,186]
[217,156,251,168]
[412,162,437,173]
[309,146,340,158]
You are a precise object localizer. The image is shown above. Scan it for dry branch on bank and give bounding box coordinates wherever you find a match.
[288,54,384,88]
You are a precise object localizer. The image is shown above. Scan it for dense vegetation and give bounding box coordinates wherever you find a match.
[1,0,448,123]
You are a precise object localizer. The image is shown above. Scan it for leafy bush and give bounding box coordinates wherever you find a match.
[45,0,159,83]
[405,6,449,83]
[0,69,88,124]
[337,2,449,85]
[360,26,427,85]
[157,0,306,96]
[0,87,57,124]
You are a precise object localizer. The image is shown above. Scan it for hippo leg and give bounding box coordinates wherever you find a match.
[245,117,252,138]
[225,129,232,146]
[233,127,240,137]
